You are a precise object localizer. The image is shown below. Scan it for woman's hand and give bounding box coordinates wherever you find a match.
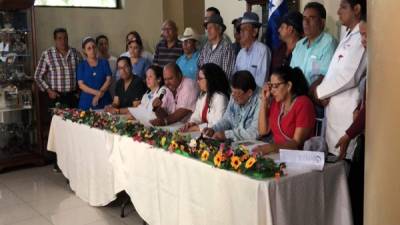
[132,100,141,108]
[180,122,196,132]
[261,83,271,102]
[252,144,277,156]
[152,97,162,109]
[92,95,100,107]
[202,127,215,137]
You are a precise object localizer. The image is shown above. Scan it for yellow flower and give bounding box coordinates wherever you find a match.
[230,156,242,170]
[80,111,85,118]
[160,137,167,146]
[245,157,257,169]
[214,152,223,167]
[201,150,210,161]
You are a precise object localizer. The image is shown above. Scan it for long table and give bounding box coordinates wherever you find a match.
[47,115,353,225]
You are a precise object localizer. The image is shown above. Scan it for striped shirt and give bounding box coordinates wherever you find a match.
[153,39,183,67]
[34,46,82,92]
[198,38,236,79]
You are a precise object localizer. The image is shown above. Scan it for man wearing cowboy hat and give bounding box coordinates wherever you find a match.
[176,27,200,80]
[198,14,236,79]
[235,12,271,88]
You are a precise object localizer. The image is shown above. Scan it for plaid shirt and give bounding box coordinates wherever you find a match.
[198,38,236,79]
[34,46,82,92]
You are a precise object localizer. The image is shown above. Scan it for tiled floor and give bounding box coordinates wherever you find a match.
[0,165,144,225]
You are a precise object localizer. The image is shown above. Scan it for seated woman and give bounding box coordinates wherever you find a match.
[77,37,112,110]
[104,56,147,114]
[137,65,171,115]
[253,66,316,155]
[180,63,230,132]
[202,70,260,141]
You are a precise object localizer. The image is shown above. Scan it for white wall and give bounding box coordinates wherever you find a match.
[34,0,163,58]
[204,0,263,41]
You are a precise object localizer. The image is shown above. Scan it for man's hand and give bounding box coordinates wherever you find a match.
[47,89,59,99]
[335,134,351,160]
[150,118,165,126]
[212,131,226,141]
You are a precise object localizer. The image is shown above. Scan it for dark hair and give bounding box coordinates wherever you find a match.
[164,62,183,79]
[81,37,96,49]
[146,65,164,87]
[231,70,257,92]
[95,34,108,45]
[116,56,132,72]
[53,28,67,39]
[125,31,143,51]
[127,39,143,51]
[345,0,367,21]
[206,7,220,16]
[271,66,309,97]
[304,2,326,19]
[200,63,231,105]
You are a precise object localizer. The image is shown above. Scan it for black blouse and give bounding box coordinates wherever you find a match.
[115,75,147,108]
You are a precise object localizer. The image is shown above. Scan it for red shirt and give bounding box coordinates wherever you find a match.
[269,96,316,145]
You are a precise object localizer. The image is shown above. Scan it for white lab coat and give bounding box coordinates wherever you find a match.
[316,23,367,159]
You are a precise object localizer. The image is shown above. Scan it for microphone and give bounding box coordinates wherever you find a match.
[153,89,166,112]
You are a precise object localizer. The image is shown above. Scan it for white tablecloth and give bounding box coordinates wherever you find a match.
[47,116,119,206]
[47,115,353,225]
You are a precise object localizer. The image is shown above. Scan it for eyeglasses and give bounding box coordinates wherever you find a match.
[267,81,286,89]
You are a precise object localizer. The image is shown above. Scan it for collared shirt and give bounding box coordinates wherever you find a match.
[235,41,271,87]
[153,39,183,67]
[198,38,236,79]
[34,46,82,92]
[290,32,337,85]
[176,51,200,80]
[162,77,199,122]
[212,89,260,141]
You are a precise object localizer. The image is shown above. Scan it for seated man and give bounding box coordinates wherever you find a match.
[203,70,260,141]
[150,63,198,126]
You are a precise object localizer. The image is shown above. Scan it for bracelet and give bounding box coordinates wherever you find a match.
[163,118,168,126]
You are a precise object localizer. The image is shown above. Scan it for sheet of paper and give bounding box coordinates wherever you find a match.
[157,122,185,132]
[128,106,154,127]
[279,149,325,171]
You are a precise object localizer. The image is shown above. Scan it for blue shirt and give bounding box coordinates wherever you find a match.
[290,32,337,85]
[212,89,260,141]
[176,51,200,80]
[132,57,151,79]
[235,41,271,87]
[77,59,112,110]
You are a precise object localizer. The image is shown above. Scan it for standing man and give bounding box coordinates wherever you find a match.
[198,14,236,79]
[153,20,183,67]
[34,28,82,172]
[235,12,271,87]
[34,27,82,108]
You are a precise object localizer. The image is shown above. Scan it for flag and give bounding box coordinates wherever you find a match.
[266,0,288,50]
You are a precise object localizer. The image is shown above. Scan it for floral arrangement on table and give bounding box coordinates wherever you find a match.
[52,106,285,180]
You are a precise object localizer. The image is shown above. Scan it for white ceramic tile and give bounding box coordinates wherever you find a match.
[85,217,126,225]
[28,194,87,215]
[6,216,52,225]
[0,184,24,209]
[0,203,41,225]
[45,205,110,225]
[9,178,73,203]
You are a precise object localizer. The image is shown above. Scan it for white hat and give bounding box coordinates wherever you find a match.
[179,27,200,42]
